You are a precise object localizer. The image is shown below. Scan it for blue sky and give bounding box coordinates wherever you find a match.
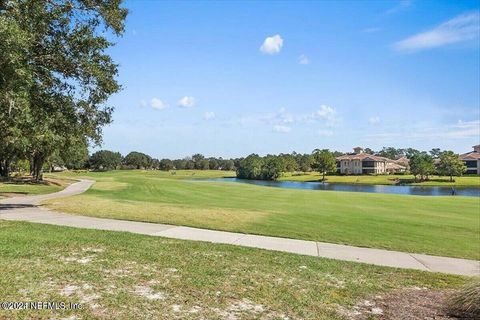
[100,0,480,158]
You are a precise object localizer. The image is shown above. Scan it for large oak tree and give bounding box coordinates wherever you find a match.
[0,0,127,180]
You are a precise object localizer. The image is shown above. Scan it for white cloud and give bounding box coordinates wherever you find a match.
[368,116,381,125]
[362,27,381,33]
[273,125,291,133]
[204,111,215,120]
[234,105,340,131]
[318,129,334,137]
[365,119,480,141]
[384,0,411,15]
[298,54,309,65]
[177,96,196,108]
[150,98,168,110]
[312,105,338,127]
[448,120,480,138]
[315,105,335,119]
[260,34,283,55]
[393,12,480,52]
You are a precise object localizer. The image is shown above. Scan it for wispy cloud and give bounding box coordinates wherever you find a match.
[298,54,310,65]
[384,0,411,15]
[365,120,480,141]
[260,34,283,55]
[177,96,196,108]
[273,125,291,133]
[318,129,334,137]
[368,116,381,125]
[393,12,480,52]
[362,27,381,33]
[203,111,215,120]
[313,105,338,127]
[235,105,340,136]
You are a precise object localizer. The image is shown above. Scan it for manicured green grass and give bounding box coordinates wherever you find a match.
[46,170,480,260]
[0,177,71,198]
[0,221,467,319]
[280,172,480,186]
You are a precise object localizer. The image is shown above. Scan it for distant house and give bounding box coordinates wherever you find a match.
[336,147,407,175]
[336,148,380,174]
[385,161,407,174]
[459,145,480,175]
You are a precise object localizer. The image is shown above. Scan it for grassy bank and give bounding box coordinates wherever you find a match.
[0,221,467,319]
[45,170,480,259]
[279,172,480,186]
[0,177,72,198]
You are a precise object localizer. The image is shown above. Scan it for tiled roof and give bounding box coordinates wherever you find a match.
[336,153,388,162]
[394,156,409,166]
[386,162,406,170]
[460,152,480,160]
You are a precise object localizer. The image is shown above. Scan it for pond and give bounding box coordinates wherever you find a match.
[205,178,480,197]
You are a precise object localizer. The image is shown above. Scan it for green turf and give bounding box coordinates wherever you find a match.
[0,221,467,319]
[280,172,480,186]
[45,170,480,260]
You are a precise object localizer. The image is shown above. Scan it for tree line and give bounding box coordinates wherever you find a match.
[85,151,236,172]
[372,148,468,182]
[1,143,469,183]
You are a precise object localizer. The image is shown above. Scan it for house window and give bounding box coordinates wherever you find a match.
[362,161,375,168]
[465,160,477,168]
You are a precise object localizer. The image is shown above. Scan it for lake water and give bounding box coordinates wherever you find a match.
[205,178,480,197]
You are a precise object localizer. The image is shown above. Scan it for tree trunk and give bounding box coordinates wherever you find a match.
[29,157,34,176]
[322,171,326,183]
[1,159,10,178]
[32,154,44,181]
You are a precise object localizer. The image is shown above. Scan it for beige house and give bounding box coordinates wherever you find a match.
[459,145,480,175]
[336,147,391,174]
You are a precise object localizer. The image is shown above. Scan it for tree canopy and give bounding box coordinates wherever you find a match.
[0,0,127,180]
[437,151,466,182]
[409,152,435,181]
[123,151,152,169]
[312,149,337,181]
[89,150,122,171]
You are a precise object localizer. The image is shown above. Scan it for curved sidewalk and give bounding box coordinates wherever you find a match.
[1,180,478,277]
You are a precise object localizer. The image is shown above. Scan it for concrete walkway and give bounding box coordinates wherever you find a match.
[1,180,478,276]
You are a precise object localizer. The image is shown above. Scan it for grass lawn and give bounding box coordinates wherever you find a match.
[0,177,72,198]
[45,170,480,260]
[0,221,467,320]
[280,172,480,186]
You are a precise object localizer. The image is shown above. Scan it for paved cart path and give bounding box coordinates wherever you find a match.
[1,179,478,276]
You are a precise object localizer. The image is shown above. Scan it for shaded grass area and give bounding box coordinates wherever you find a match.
[0,221,467,320]
[0,177,72,198]
[45,170,480,259]
[280,172,480,186]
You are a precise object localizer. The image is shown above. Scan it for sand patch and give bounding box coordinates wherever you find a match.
[60,285,79,297]
[132,285,167,300]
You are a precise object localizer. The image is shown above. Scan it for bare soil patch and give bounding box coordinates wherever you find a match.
[345,287,465,320]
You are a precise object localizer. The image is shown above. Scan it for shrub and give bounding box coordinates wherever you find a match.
[445,279,480,319]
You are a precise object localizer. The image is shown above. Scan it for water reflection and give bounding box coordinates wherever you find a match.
[205,178,480,197]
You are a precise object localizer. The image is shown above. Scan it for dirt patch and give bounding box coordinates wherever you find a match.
[342,287,460,320]
[131,285,167,300]
[1,176,68,186]
[0,192,28,198]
